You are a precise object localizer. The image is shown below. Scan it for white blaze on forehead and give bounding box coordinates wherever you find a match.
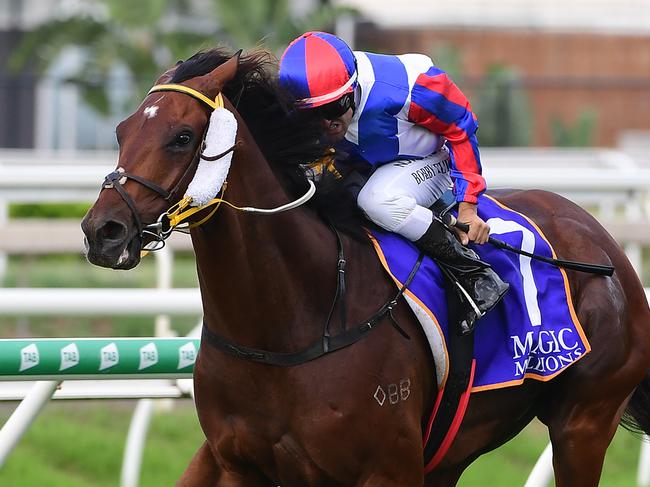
[143,95,165,119]
[143,105,159,119]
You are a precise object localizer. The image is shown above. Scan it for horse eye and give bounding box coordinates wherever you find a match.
[174,132,192,147]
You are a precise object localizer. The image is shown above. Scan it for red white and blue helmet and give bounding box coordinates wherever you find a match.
[279,31,357,109]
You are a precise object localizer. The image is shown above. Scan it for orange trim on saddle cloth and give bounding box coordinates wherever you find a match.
[470,195,592,393]
[368,234,450,391]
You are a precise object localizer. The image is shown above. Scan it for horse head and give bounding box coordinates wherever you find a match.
[82,53,241,269]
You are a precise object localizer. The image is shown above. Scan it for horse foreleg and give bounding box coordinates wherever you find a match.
[356,473,424,487]
[546,400,626,487]
[177,441,272,487]
[423,468,464,487]
[177,442,220,487]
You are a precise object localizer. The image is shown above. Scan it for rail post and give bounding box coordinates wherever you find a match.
[0,380,60,467]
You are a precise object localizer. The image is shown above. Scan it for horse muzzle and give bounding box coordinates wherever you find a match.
[81,213,142,270]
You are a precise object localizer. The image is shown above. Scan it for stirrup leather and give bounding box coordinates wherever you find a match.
[438,265,482,335]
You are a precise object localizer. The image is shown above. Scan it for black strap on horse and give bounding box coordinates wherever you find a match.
[101,147,203,237]
[323,222,349,350]
[201,225,421,366]
[422,273,476,468]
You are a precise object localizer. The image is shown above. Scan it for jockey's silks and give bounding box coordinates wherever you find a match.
[338,52,484,204]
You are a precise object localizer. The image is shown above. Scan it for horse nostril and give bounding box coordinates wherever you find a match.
[98,220,127,242]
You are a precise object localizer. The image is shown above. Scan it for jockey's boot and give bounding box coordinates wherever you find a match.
[415,220,509,333]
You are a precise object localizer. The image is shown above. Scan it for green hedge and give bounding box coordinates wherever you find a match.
[9,203,92,219]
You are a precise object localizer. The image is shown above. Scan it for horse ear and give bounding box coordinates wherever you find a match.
[218,50,242,84]
[191,50,242,98]
[154,64,180,85]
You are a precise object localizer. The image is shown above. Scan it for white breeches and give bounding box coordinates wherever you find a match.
[357,148,452,241]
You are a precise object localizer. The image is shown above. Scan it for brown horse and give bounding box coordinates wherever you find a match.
[82,49,650,486]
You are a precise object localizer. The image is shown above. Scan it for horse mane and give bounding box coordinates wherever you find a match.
[172,47,368,240]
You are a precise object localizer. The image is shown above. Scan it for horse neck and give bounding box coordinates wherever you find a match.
[190,117,338,350]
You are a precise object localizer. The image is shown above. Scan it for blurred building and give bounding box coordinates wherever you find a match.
[341,0,650,146]
[0,0,212,151]
[2,0,649,149]
[0,0,44,148]
[0,0,119,150]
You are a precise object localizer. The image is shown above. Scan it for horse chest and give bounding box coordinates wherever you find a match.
[203,400,350,484]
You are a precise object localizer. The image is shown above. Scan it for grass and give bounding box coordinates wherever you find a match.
[0,401,203,487]
[0,401,642,486]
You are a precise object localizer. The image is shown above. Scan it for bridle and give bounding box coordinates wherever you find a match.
[100,85,228,251]
[101,83,315,252]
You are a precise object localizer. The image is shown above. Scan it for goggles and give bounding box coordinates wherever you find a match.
[312,92,356,120]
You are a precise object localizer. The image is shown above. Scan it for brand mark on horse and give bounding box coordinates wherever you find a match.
[374,379,411,406]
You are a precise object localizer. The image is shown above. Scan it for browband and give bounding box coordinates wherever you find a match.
[148,84,224,111]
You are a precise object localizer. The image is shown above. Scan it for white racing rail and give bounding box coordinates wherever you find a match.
[0,288,201,315]
[0,329,202,487]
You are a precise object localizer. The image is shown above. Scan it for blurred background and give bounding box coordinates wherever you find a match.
[1,0,649,485]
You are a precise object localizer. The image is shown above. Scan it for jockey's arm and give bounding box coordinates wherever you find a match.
[405,66,489,245]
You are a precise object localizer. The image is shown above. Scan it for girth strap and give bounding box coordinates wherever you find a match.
[323,222,348,348]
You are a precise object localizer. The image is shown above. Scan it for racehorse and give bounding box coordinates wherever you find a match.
[82,48,650,486]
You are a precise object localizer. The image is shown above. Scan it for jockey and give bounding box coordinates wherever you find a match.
[279,31,508,328]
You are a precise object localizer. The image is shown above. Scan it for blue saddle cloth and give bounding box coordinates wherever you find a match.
[370,194,591,392]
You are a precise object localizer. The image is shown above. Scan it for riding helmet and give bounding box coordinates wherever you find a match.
[279,31,357,109]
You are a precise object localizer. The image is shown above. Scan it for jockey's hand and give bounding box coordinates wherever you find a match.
[455,202,490,245]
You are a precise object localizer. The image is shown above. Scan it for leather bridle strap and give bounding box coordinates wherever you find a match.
[121,173,171,199]
[148,84,223,110]
[101,148,203,237]
[102,170,171,235]
[200,144,236,161]
[101,85,224,242]
[200,248,424,366]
